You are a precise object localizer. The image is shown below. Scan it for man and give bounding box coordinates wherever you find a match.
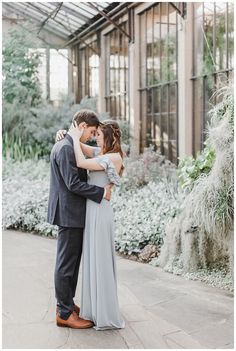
[47,109,112,329]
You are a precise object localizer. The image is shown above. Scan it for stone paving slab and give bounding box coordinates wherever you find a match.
[2,230,234,349]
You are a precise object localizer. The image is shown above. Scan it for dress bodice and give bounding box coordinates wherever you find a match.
[87,169,111,187]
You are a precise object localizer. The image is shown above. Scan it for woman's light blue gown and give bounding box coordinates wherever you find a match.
[79,148,125,331]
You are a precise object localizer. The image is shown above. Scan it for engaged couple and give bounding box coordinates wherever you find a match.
[47,109,125,330]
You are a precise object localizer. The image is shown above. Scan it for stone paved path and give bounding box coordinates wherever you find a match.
[2,230,234,349]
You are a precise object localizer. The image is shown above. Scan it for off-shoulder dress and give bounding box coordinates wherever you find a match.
[79,147,125,330]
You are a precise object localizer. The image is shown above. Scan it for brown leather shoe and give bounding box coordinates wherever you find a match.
[73,304,80,315]
[56,304,80,316]
[56,311,94,329]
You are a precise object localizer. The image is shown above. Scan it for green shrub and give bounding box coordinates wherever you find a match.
[2,26,42,105]
[2,24,104,161]
[177,140,216,192]
[3,132,43,161]
[2,94,101,161]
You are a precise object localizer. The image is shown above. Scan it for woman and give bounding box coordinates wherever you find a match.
[56,120,125,331]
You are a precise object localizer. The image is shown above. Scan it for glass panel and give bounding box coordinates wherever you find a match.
[115,59,120,95]
[105,35,110,96]
[146,8,153,86]
[193,78,203,155]
[153,87,160,113]
[140,91,147,150]
[154,114,161,143]
[147,89,152,114]
[160,3,168,82]
[163,141,169,157]
[50,49,68,100]
[161,117,168,142]
[215,3,227,71]
[146,115,152,145]
[85,48,89,96]
[79,49,86,97]
[169,84,177,141]
[161,85,168,114]
[120,31,125,93]
[169,140,177,164]
[140,13,147,88]
[106,97,111,115]
[169,113,176,142]
[139,3,179,163]
[111,96,116,117]
[169,83,176,113]
[153,5,160,84]
[193,3,204,76]
[229,70,234,84]
[36,48,47,99]
[168,4,177,80]
[88,42,99,97]
[110,31,116,94]
[192,2,233,155]
[215,72,228,100]
[120,95,125,120]
[203,2,214,75]
[106,23,128,120]
[204,75,215,131]
[116,95,120,119]
[228,2,234,69]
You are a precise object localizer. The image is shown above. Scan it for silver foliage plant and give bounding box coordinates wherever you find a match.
[112,181,184,255]
[121,145,178,190]
[2,155,183,247]
[157,87,234,277]
[2,159,57,236]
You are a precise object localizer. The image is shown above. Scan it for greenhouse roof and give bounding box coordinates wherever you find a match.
[2,2,122,40]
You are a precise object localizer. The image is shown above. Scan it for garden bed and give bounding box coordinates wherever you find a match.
[3,155,233,292]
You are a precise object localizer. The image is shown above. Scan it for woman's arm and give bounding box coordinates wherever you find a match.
[55,129,100,158]
[71,133,104,171]
[80,143,101,158]
[70,125,122,174]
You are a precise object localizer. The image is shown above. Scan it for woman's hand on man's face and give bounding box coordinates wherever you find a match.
[69,122,85,140]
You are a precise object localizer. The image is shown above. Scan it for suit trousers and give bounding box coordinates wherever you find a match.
[54,226,84,320]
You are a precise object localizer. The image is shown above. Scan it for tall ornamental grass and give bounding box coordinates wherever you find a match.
[157,87,234,278]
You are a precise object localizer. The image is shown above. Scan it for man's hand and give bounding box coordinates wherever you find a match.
[55,129,67,142]
[104,184,113,201]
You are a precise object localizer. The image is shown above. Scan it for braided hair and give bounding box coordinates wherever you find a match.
[99,120,125,176]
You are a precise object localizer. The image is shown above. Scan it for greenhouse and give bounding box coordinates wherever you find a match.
[3,2,234,163]
[2,2,234,349]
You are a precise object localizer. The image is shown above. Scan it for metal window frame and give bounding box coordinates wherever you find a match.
[3,2,69,38]
[191,2,234,156]
[139,2,179,164]
[2,2,122,41]
[104,22,129,121]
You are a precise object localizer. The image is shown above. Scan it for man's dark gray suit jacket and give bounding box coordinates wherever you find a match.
[47,134,104,228]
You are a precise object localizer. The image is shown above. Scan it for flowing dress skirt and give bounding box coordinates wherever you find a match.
[80,196,125,330]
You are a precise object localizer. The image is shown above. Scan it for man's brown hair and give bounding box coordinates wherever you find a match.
[72,109,100,128]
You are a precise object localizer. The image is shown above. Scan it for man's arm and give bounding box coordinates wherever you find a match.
[56,144,105,203]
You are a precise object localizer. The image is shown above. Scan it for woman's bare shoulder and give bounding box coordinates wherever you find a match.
[105,152,122,162]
